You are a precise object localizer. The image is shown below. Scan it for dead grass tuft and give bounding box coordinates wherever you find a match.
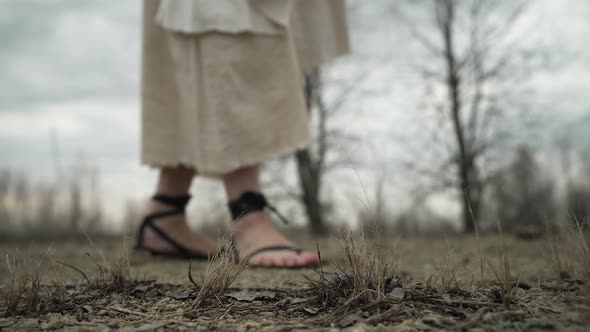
[86,235,131,290]
[3,252,45,317]
[306,229,402,313]
[547,216,590,280]
[45,253,66,304]
[190,239,246,306]
[57,234,132,291]
[426,235,462,292]
[487,221,516,310]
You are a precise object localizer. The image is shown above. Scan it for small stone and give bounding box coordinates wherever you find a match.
[97,309,107,316]
[82,305,93,313]
[244,321,261,329]
[0,319,13,328]
[468,328,485,332]
[482,312,495,322]
[18,318,39,330]
[386,287,406,301]
[562,311,583,324]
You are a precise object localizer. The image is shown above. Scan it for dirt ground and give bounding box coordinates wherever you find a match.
[1,232,589,331]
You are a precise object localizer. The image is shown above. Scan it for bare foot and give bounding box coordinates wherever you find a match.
[139,201,218,257]
[231,211,319,267]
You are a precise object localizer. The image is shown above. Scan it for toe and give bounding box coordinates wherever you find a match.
[283,255,296,267]
[301,252,320,266]
[261,256,275,267]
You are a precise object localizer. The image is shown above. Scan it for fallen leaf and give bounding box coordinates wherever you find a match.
[303,307,319,315]
[165,291,194,300]
[226,289,277,302]
[337,313,361,328]
[289,297,308,304]
[132,285,150,294]
[386,287,406,300]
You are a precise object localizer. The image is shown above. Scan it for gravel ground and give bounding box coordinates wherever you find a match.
[1,232,589,331]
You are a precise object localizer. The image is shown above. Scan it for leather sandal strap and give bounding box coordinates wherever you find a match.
[141,218,193,257]
[228,191,290,224]
[136,194,193,254]
[242,245,303,262]
[152,194,191,210]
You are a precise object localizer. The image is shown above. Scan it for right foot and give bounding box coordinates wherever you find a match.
[138,200,218,257]
[231,211,319,267]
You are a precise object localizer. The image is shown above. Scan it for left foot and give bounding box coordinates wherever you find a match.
[231,211,319,267]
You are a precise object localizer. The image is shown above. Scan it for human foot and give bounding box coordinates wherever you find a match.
[136,195,218,259]
[231,210,319,268]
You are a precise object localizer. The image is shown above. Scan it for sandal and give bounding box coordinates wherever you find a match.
[135,194,209,260]
[228,191,314,267]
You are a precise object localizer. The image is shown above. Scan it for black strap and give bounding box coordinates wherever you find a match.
[152,194,191,210]
[243,245,303,261]
[136,194,196,257]
[228,191,290,224]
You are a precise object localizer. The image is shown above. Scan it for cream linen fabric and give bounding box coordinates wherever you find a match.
[141,0,349,176]
[291,0,349,74]
[155,0,293,35]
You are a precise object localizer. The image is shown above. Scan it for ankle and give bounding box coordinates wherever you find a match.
[148,200,176,213]
[231,212,272,237]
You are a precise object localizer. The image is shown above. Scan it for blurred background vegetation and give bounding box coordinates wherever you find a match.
[1,0,589,239]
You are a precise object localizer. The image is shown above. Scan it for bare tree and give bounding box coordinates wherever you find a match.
[396,0,540,232]
[261,62,376,234]
[488,146,557,231]
[295,70,328,234]
[295,67,369,234]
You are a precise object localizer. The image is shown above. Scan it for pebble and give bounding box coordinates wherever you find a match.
[562,311,583,324]
[17,318,39,331]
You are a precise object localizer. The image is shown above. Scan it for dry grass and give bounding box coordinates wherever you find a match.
[3,251,45,317]
[45,254,66,304]
[85,234,131,290]
[547,216,590,280]
[190,238,247,306]
[426,235,461,292]
[307,229,402,313]
[57,234,131,291]
[487,221,516,310]
[466,192,486,289]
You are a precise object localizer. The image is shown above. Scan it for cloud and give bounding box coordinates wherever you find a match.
[0,0,140,111]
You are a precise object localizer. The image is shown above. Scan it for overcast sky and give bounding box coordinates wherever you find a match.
[0,0,589,226]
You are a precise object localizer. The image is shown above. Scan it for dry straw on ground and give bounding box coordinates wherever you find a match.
[3,251,45,317]
[306,229,402,318]
[426,235,462,291]
[189,238,247,306]
[487,221,515,310]
[56,234,132,291]
[547,216,590,281]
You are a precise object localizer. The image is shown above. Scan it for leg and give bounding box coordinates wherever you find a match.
[224,165,319,267]
[139,166,218,256]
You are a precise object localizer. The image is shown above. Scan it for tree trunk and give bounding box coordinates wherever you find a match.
[295,69,328,235]
[439,0,480,233]
[295,150,327,235]
[462,165,482,233]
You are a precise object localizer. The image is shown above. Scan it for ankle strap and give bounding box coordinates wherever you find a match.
[152,194,191,211]
[228,191,290,224]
